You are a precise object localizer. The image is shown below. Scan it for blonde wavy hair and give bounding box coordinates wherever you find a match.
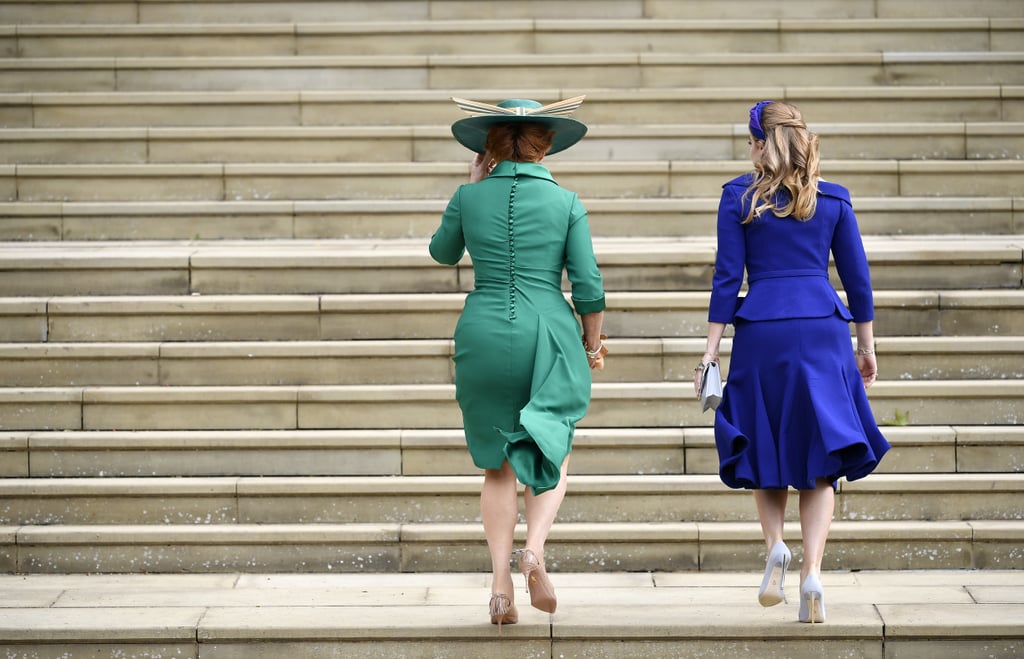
[743,101,821,224]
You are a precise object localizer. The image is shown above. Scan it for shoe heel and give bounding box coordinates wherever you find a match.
[758,541,791,607]
[489,593,517,636]
[799,573,826,624]
[515,549,557,614]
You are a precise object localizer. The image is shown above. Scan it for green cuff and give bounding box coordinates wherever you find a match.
[572,295,606,315]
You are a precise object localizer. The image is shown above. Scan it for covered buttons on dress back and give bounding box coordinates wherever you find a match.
[506,166,519,321]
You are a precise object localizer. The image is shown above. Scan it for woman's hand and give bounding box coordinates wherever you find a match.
[857,353,877,388]
[854,323,876,388]
[584,333,608,371]
[469,153,492,183]
[693,352,718,398]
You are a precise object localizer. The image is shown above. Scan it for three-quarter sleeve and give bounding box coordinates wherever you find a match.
[831,199,874,322]
[429,187,467,265]
[708,185,747,323]
[564,194,605,314]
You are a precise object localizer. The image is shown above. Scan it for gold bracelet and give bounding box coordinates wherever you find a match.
[856,347,874,355]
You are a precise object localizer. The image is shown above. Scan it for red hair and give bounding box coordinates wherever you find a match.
[484,123,555,164]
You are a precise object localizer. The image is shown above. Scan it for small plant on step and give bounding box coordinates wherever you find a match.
[880,409,911,426]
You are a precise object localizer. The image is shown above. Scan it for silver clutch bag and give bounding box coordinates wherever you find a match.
[699,361,723,412]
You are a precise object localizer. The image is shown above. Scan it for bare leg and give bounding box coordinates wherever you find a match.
[753,488,789,550]
[515,456,570,613]
[798,478,835,580]
[481,460,519,598]
[523,456,571,560]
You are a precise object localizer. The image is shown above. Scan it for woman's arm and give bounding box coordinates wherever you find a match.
[581,310,606,369]
[855,320,877,388]
[694,321,726,397]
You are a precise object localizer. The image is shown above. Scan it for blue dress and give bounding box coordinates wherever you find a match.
[429,161,606,495]
[708,174,890,490]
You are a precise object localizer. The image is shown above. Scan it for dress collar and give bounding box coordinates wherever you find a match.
[489,160,556,183]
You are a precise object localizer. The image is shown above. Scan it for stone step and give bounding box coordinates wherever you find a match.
[3,425,1020,479]
[3,122,1024,164]
[5,160,1024,202]
[0,336,1021,387]
[1,519,1021,573]
[1,570,1022,658]
[9,18,1022,58]
[1,473,1021,527]
[0,1,1017,642]
[0,237,1020,295]
[0,380,1022,432]
[2,51,1022,93]
[4,86,1019,128]
[3,0,1021,24]
[2,197,1020,241]
[3,289,1022,343]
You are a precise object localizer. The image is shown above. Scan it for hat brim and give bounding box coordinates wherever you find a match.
[451,115,588,156]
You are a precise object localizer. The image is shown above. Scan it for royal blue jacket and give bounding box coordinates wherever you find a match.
[708,173,874,325]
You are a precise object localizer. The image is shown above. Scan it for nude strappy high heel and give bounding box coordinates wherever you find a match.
[489,592,518,635]
[515,549,557,613]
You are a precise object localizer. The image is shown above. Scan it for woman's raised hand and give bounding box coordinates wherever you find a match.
[469,153,490,182]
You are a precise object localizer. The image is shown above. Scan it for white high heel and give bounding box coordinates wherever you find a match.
[798,573,826,623]
[758,541,791,607]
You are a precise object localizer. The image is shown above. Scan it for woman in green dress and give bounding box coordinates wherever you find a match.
[429,96,606,629]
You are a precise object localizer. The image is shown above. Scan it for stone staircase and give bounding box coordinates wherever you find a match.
[1,0,1023,655]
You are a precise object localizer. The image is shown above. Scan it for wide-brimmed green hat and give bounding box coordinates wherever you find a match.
[450,95,588,156]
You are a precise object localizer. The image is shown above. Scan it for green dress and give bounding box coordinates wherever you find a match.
[429,161,606,495]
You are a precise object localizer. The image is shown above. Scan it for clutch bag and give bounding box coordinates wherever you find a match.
[699,361,723,412]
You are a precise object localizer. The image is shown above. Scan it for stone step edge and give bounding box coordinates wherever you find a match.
[0,598,1021,646]
[3,290,1023,318]
[1,519,1018,544]
[2,571,1023,645]
[11,16,1018,36]
[0,472,1021,496]
[1,238,1021,267]
[5,84,1020,103]
[0,196,1019,215]
[3,121,1023,139]
[4,292,1019,337]
[2,380,1024,401]
[2,520,1020,574]
[0,381,1021,430]
[3,0,1018,22]
[2,425,1016,479]
[9,159,1024,175]
[1,424,1019,450]
[3,290,1023,317]
[3,51,1023,69]
[2,335,1022,357]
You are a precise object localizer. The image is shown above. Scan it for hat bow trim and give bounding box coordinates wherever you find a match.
[451,95,586,118]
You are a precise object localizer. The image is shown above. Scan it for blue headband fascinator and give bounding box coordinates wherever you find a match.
[748,100,773,140]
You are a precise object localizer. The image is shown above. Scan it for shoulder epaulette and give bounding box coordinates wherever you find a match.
[817,180,852,204]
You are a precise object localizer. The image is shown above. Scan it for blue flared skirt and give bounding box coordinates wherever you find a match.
[714,313,890,490]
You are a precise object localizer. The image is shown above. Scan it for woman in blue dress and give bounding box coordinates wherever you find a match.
[696,100,890,623]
